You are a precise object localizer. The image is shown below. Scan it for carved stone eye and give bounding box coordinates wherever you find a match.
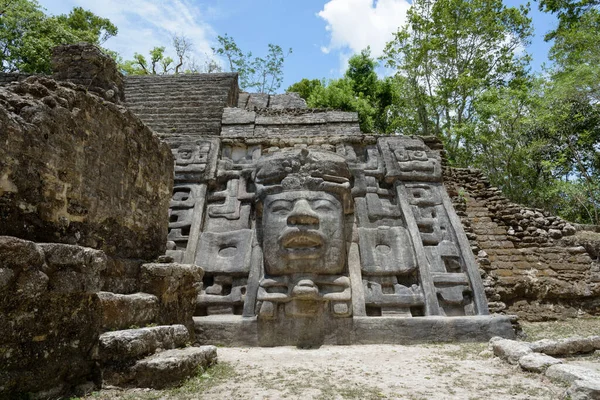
[410,150,427,160]
[269,200,293,214]
[311,199,335,212]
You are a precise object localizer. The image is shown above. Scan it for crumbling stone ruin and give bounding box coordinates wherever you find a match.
[1,43,599,398]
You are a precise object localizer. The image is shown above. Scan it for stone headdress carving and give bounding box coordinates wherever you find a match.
[253,148,353,214]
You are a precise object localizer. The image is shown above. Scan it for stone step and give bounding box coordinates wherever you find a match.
[97,292,159,331]
[125,73,236,83]
[125,95,229,104]
[157,132,221,140]
[103,345,217,389]
[139,123,221,134]
[133,114,223,122]
[125,83,233,91]
[126,105,225,114]
[95,325,189,363]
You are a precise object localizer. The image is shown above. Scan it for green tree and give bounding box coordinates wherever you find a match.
[121,47,173,75]
[538,0,599,40]
[382,0,532,164]
[528,1,600,223]
[213,34,291,94]
[286,78,322,100]
[0,0,117,73]
[289,49,397,133]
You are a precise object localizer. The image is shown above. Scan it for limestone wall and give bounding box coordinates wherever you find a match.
[124,73,239,142]
[0,73,32,85]
[445,167,600,320]
[0,75,173,259]
[52,43,125,103]
[0,236,103,397]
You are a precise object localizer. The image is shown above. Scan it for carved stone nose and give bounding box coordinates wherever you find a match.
[287,199,319,226]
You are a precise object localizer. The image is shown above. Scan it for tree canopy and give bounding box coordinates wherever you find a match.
[213,34,291,94]
[0,0,117,73]
[287,0,600,224]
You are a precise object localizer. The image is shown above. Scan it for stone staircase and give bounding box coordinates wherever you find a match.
[93,263,216,389]
[124,74,239,139]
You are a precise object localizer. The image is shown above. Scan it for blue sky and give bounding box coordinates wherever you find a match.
[40,0,558,92]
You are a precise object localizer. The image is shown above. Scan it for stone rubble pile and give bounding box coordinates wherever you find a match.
[491,336,600,399]
[446,167,600,320]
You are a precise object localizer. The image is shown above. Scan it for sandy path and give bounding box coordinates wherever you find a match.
[85,343,565,399]
[201,344,562,399]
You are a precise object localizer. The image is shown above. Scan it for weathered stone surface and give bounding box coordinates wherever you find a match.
[124,73,239,139]
[530,336,596,356]
[195,315,516,347]
[491,338,532,364]
[52,43,124,103]
[140,263,203,333]
[445,167,600,320]
[546,364,600,385]
[127,346,217,389]
[222,107,256,125]
[97,292,159,331]
[0,72,31,85]
[269,93,307,109]
[518,353,562,373]
[102,257,145,294]
[0,75,173,259]
[0,235,46,271]
[565,379,600,400]
[96,325,189,363]
[0,292,101,398]
[40,243,107,292]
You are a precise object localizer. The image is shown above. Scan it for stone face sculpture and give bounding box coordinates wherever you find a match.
[253,149,353,326]
[161,106,512,346]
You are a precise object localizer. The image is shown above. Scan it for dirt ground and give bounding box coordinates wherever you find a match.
[84,342,567,400]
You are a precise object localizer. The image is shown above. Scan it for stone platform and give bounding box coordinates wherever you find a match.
[194,315,516,347]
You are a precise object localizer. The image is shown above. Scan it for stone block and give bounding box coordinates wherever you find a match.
[0,76,173,259]
[129,346,217,389]
[491,338,532,364]
[52,43,124,103]
[518,353,562,373]
[530,336,596,356]
[140,263,203,333]
[39,243,107,293]
[565,379,600,400]
[96,324,189,363]
[196,230,253,275]
[97,292,159,331]
[0,292,101,398]
[546,364,600,385]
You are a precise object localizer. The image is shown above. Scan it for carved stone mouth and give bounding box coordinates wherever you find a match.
[281,232,323,250]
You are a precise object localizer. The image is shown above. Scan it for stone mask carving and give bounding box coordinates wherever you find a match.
[261,190,345,275]
[254,148,353,276]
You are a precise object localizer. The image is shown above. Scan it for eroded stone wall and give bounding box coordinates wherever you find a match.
[0,75,173,259]
[445,167,600,320]
[0,72,32,85]
[0,236,103,397]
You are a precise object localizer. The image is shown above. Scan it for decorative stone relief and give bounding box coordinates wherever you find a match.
[165,130,491,345]
[172,138,219,183]
[379,136,442,182]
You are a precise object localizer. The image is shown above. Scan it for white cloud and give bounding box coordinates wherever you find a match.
[67,0,217,65]
[318,0,411,58]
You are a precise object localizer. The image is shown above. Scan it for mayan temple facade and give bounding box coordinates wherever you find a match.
[125,74,513,347]
[4,44,600,397]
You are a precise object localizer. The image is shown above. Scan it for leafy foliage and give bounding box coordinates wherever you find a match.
[213,34,291,94]
[0,0,117,73]
[381,0,533,164]
[121,34,222,75]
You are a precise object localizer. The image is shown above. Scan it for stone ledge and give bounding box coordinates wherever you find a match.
[194,315,516,347]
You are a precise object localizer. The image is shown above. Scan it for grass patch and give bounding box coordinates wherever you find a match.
[521,317,600,341]
[167,362,237,397]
